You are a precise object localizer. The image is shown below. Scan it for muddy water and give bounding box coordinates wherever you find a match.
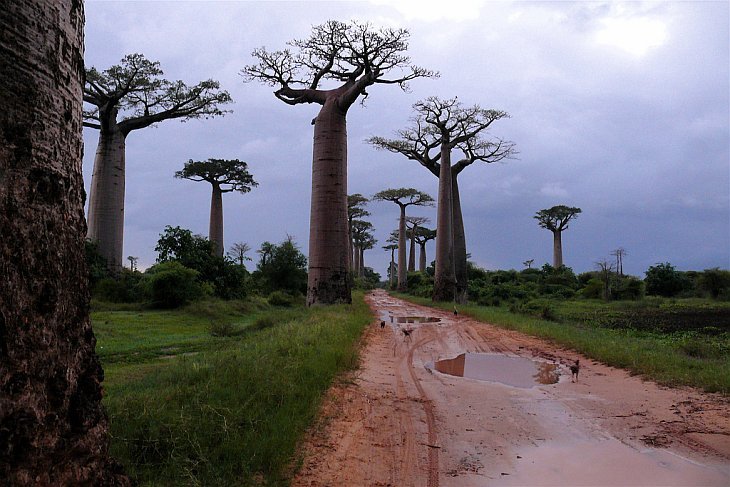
[391,316,441,324]
[435,353,560,387]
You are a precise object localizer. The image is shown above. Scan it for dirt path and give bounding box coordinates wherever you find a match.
[293,290,730,486]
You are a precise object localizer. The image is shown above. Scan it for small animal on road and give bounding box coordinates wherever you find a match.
[570,359,580,382]
[380,320,386,329]
[401,328,413,341]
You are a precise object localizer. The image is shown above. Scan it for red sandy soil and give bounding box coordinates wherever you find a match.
[292,290,730,486]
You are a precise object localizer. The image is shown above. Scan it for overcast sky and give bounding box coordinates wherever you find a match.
[82,0,729,278]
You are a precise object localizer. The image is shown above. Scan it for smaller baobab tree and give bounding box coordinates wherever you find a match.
[351,219,374,276]
[534,205,582,268]
[127,255,139,272]
[175,158,257,257]
[257,241,275,267]
[610,247,627,277]
[406,216,430,272]
[228,242,252,268]
[348,194,371,271]
[595,259,615,300]
[373,188,434,291]
[84,53,232,272]
[414,226,437,273]
[383,230,400,288]
[523,259,535,269]
[243,20,436,306]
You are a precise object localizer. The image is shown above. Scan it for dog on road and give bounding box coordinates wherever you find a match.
[570,359,580,382]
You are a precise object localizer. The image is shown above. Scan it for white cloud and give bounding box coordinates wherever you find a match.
[539,183,569,199]
[595,16,668,56]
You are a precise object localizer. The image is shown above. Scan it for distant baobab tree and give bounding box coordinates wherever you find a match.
[351,219,374,277]
[610,247,627,276]
[127,256,139,272]
[84,53,232,272]
[414,226,437,272]
[595,259,615,300]
[534,205,582,268]
[175,158,257,257]
[0,1,129,483]
[373,188,434,291]
[348,194,371,271]
[228,242,252,267]
[406,216,430,272]
[383,230,400,288]
[257,241,275,267]
[523,259,535,269]
[370,96,515,302]
[243,20,436,306]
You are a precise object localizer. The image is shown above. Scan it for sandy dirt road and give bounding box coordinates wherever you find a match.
[293,290,730,486]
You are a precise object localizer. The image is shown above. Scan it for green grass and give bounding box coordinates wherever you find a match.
[94,293,373,486]
[396,294,730,394]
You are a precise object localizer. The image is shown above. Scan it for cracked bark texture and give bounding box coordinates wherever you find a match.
[0,1,129,484]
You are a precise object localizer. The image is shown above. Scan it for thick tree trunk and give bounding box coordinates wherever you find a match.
[433,142,456,301]
[553,230,563,268]
[397,204,408,290]
[86,126,126,273]
[419,242,427,272]
[209,184,224,257]
[357,247,365,277]
[408,226,416,272]
[353,245,361,275]
[307,97,351,305]
[0,1,128,484]
[452,174,468,304]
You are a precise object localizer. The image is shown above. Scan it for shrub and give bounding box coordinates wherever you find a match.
[645,263,690,297]
[143,261,207,308]
[268,290,296,307]
[92,268,144,302]
[208,321,244,337]
[251,316,276,331]
[579,278,604,299]
[699,268,730,300]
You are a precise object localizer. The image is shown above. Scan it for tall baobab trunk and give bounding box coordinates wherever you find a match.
[359,246,365,277]
[86,124,126,273]
[433,140,456,301]
[419,242,427,272]
[452,174,468,304]
[0,1,128,484]
[353,245,361,274]
[307,96,351,305]
[553,230,563,268]
[209,184,224,257]
[408,227,416,272]
[397,204,408,290]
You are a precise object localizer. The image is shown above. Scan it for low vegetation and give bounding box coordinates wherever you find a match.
[399,294,730,394]
[96,293,372,485]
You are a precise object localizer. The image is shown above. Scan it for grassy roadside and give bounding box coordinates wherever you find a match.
[395,294,730,394]
[95,292,373,486]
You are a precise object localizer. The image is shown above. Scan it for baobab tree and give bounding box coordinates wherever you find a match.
[348,194,370,271]
[243,20,436,305]
[383,230,400,288]
[351,219,374,276]
[0,1,128,483]
[406,216,430,272]
[414,227,437,272]
[84,53,232,272]
[369,97,515,302]
[523,259,535,269]
[257,241,275,267]
[373,188,434,291]
[228,242,252,267]
[534,205,582,268]
[127,255,139,272]
[175,158,257,257]
[357,234,377,278]
[610,247,627,276]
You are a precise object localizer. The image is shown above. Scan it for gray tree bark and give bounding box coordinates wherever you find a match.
[307,95,351,305]
[432,139,456,301]
[397,204,408,290]
[0,1,128,484]
[86,127,126,273]
[452,174,468,304]
[408,227,416,272]
[553,230,563,268]
[419,242,427,272]
[209,184,224,257]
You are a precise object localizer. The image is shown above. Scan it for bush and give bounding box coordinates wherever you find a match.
[142,261,208,308]
[208,321,244,337]
[699,268,730,300]
[250,316,276,331]
[579,278,604,299]
[267,290,296,307]
[92,268,144,303]
[613,276,644,300]
[645,263,690,297]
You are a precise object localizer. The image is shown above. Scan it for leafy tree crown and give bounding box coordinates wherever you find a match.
[534,205,582,232]
[372,188,434,208]
[175,158,258,193]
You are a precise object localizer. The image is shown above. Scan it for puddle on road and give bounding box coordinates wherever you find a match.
[390,316,441,324]
[435,353,560,388]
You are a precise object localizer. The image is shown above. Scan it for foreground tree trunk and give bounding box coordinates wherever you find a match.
[209,184,224,257]
[408,228,417,272]
[307,96,351,305]
[452,174,468,304]
[389,248,396,288]
[433,141,456,301]
[359,247,365,277]
[0,1,128,484]
[419,243,427,272]
[86,126,126,273]
[553,230,563,268]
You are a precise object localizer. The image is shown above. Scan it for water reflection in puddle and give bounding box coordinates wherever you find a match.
[435,353,560,388]
[390,316,441,324]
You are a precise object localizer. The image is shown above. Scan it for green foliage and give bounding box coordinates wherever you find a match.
[142,261,208,308]
[645,262,690,297]
[85,239,110,287]
[534,205,582,232]
[255,236,308,294]
[699,268,730,299]
[267,290,297,307]
[97,294,373,485]
[93,269,145,303]
[175,158,258,194]
[155,225,249,299]
[208,320,244,337]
